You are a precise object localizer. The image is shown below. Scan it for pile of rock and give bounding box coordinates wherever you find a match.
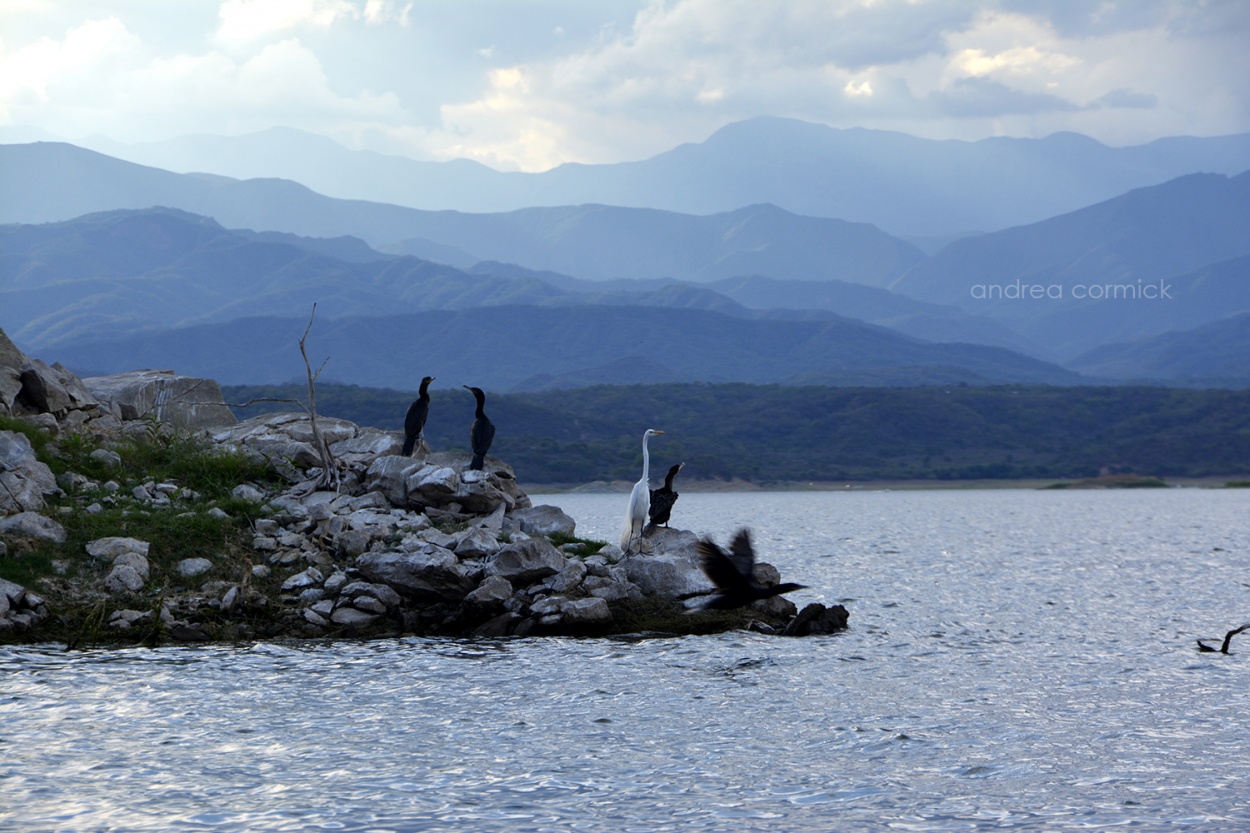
[0,577,48,632]
[1,324,847,642]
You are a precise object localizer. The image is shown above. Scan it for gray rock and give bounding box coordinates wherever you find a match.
[545,560,588,594]
[298,588,325,605]
[89,448,123,467]
[303,608,330,627]
[363,455,424,506]
[530,595,568,616]
[456,470,515,514]
[405,464,461,507]
[350,595,388,615]
[108,609,151,628]
[113,552,151,581]
[0,511,67,545]
[356,549,478,601]
[84,369,236,429]
[323,570,349,595]
[339,580,403,609]
[454,527,501,560]
[104,564,146,593]
[561,597,612,624]
[330,607,379,627]
[464,575,513,607]
[783,603,850,636]
[0,431,58,514]
[334,529,372,558]
[582,574,637,602]
[0,577,25,605]
[231,484,266,503]
[507,504,577,537]
[177,558,214,577]
[620,552,708,598]
[85,536,150,560]
[21,358,97,414]
[331,430,403,459]
[486,538,570,585]
[0,329,23,414]
[280,566,324,592]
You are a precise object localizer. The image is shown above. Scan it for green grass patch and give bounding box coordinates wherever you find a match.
[547,531,609,557]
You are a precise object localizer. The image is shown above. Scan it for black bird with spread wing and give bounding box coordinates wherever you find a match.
[693,528,807,610]
[464,385,495,470]
[402,376,434,456]
[1197,624,1250,654]
[645,462,684,533]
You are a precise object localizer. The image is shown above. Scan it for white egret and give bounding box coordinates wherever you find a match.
[620,428,664,553]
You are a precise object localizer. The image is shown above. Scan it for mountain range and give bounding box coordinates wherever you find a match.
[77,117,1250,240]
[2,117,1248,390]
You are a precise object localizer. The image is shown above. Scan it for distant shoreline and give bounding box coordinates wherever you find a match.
[526,475,1250,494]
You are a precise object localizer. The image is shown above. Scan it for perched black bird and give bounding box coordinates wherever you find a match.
[693,528,807,610]
[645,462,684,533]
[464,385,495,470]
[1197,623,1250,654]
[402,376,435,456]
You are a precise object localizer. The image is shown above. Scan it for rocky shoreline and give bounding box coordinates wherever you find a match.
[1,328,847,646]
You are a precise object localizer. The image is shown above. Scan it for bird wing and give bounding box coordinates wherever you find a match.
[726,529,757,579]
[697,539,751,593]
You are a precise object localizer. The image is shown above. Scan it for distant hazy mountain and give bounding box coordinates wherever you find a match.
[0,208,1006,366]
[1068,312,1250,385]
[382,202,924,286]
[0,143,921,286]
[80,117,1250,238]
[891,172,1250,359]
[46,305,1081,392]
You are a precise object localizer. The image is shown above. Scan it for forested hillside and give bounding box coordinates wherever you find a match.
[222,382,1250,485]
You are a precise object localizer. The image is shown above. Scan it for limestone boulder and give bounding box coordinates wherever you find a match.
[464,575,513,608]
[0,329,24,415]
[20,359,98,414]
[405,464,461,508]
[0,431,58,515]
[363,456,425,507]
[620,551,709,598]
[486,538,570,585]
[0,511,67,545]
[86,365,237,425]
[507,504,576,538]
[355,548,478,601]
[331,430,404,462]
[212,412,356,470]
[86,537,151,561]
[0,577,50,631]
[84,369,233,430]
[561,597,612,625]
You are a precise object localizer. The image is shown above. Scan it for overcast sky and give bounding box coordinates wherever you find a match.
[2,0,1248,171]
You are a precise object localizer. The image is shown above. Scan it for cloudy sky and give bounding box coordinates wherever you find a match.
[2,0,1248,171]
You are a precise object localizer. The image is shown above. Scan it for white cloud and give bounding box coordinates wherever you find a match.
[217,0,357,42]
[2,1,1248,166]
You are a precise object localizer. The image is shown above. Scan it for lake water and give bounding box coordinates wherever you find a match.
[3,488,1249,831]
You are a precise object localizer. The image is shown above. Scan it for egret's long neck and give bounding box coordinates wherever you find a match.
[641,434,651,482]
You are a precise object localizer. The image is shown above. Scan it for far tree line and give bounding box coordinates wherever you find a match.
[221,382,1250,485]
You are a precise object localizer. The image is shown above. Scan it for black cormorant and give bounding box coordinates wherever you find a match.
[620,428,664,552]
[402,376,434,456]
[464,385,495,470]
[645,462,684,533]
[1197,623,1250,654]
[693,528,807,610]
